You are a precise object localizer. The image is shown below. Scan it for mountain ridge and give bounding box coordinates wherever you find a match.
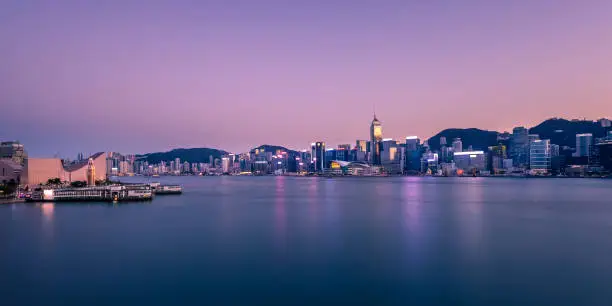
[137,118,610,163]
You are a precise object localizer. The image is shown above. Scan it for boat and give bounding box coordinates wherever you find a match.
[155,185,182,195]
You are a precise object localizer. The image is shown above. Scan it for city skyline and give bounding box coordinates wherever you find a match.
[2,1,612,156]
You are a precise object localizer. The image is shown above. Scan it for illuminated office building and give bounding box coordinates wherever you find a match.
[370,115,383,165]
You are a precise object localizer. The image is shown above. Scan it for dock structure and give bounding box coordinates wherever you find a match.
[29,184,154,202]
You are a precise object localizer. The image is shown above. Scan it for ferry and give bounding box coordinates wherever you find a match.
[155,185,183,195]
[149,183,183,195]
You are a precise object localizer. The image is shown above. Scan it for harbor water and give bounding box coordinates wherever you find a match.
[3,176,612,305]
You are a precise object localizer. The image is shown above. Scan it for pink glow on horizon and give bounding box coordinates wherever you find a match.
[1,1,611,155]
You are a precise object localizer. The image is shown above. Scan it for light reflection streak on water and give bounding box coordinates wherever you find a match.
[458,178,485,263]
[274,176,286,251]
[402,177,424,267]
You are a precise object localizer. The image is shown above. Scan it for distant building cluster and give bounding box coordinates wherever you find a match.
[2,117,612,189]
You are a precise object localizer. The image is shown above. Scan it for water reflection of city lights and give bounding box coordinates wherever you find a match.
[41,202,54,221]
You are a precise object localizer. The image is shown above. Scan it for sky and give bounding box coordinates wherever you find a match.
[1,0,612,157]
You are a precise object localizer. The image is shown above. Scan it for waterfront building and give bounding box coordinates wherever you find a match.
[380,138,401,173]
[503,158,513,170]
[0,159,22,184]
[488,144,507,174]
[23,152,107,186]
[311,142,326,173]
[183,161,190,173]
[440,162,457,176]
[86,158,96,186]
[221,157,230,174]
[370,115,383,165]
[326,160,380,176]
[0,141,26,165]
[421,152,439,173]
[530,139,551,174]
[454,151,486,174]
[597,140,612,172]
[452,138,463,153]
[575,133,593,157]
[175,158,181,172]
[336,148,349,162]
[325,148,337,167]
[404,136,421,173]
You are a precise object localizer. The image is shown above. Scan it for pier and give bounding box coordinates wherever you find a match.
[28,184,156,202]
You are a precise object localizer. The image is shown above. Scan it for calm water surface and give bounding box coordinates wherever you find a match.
[3,177,612,305]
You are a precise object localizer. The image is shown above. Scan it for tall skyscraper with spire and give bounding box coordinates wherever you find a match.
[370,114,383,165]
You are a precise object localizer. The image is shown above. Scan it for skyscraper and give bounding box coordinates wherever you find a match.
[452,138,463,153]
[370,115,383,165]
[337,144,351,151]
[356,140,367,152]
[311,142,326,173]
[0,141,26,165]
[575,133,593,157]
[510,127,529,167]
[530,139,551,174]
[404,136,421,173]
[221,157,230,174]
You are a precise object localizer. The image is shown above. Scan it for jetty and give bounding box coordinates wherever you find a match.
[28,184,155,202]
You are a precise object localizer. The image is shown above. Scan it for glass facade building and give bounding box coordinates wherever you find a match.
[530,139,551,174]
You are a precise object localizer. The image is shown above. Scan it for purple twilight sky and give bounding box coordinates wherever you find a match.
[1,0,611,157]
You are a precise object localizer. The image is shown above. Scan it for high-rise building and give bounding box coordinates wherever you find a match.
[174,158,181,172]
[221,157,230,174]
[452,138,463,153]
[370,115,383,165]
[440,136,447,147]
[530,139,551,174]
[510,127,529,167]
[311,142,326,173]
[488,144,507,173]
[338,144,351,151]
[575,133,593,157]
[0,141,26,165]
[356,140,368,152]
[441,146,453,163]
[404,136,421,173]
[597,140,612,171]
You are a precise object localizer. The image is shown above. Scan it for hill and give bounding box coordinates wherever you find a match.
[528,118,608,148]
[427,128,499,152]
[137,148,227,164]
[250,144,299,156]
